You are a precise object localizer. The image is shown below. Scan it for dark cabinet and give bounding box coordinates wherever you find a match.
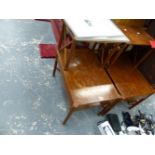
[139,20,155,88]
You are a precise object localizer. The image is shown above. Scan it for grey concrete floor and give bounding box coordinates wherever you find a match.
[0,19,154,135]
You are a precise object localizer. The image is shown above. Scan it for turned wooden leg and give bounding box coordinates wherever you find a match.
[52,58,58,77]
[63,108,74,125]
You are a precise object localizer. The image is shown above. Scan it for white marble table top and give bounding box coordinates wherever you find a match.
[64,19,130,43]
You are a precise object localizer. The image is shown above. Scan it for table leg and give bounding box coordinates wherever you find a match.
[129,94,153,109]
[58,21,65,50]
[92,42,98,50]
[98,100,119,116]
[101,46,105,65]
[52,57,58,77]
[134,49,153,69]
[103,43,127,69]
[63,107,75,125]
[109,44,128,67]
[64,40,76,70]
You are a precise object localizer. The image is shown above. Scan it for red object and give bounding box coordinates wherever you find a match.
[50,19,72,48]
[150,40,155,48]
[39,44,57,58]
[39,20,89,59]
[50,19,63,44]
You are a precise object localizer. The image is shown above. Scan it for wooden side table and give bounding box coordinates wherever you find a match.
[106,53,154,109]
[63,19,129,70]
[116,25,155,69]
[58,48,121,124]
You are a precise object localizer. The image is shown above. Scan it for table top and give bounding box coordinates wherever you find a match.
[118,25,154,46]
[64,19,130,43]
[58,48,121,109]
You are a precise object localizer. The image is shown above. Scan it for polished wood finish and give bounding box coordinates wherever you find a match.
[58,48,121,124]
[116,23,155,72]
[52,19,155,124]
[95,22,154,69]
[113,19,145,27]
[118,25,153,45]
[107,54,154,100]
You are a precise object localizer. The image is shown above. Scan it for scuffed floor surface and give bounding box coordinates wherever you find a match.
[0,19,155,135]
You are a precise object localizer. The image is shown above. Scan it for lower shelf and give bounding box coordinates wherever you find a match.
[107,53,154,99]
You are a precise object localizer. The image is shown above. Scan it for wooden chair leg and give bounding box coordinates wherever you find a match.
[63,108,74,125]
[52,58,58,77]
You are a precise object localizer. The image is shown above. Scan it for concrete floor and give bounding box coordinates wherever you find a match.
[0,19,155,135]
